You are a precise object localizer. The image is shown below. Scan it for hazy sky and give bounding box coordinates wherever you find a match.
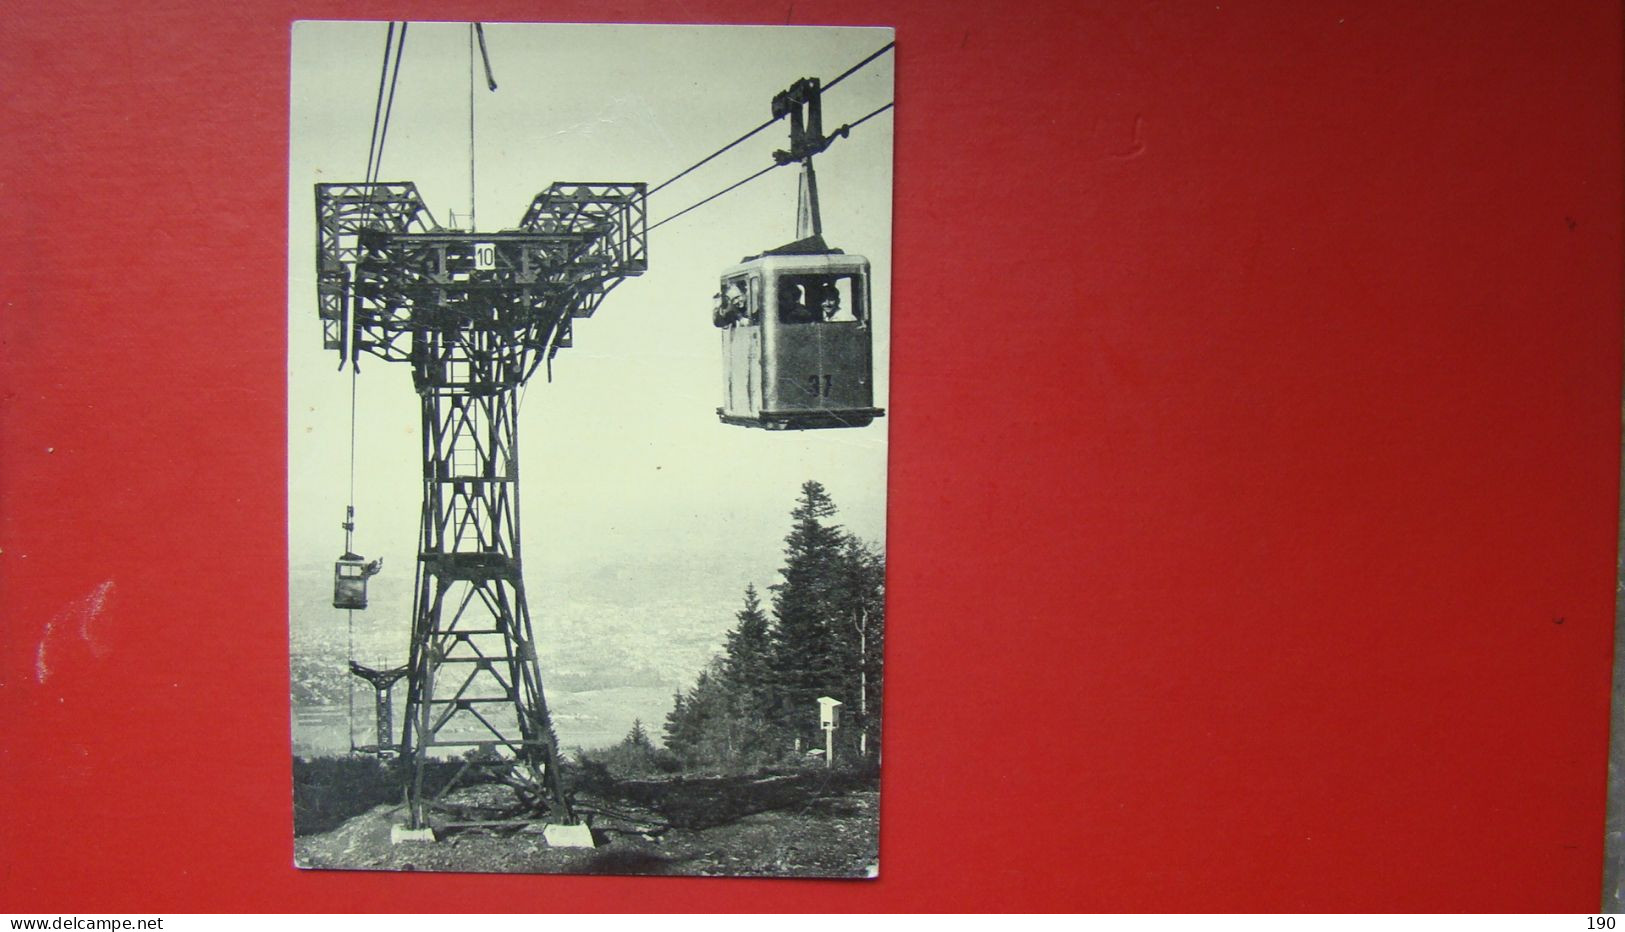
[287,22,893,702]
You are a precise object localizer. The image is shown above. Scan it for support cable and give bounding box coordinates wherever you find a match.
[466,23,497,230]
[344,271,360,755]
[363,23,396,184]
[369,23,409,185]
[347,608,357,753]
[646,40,894,197]
[647,117,777,197]
[648,163,782,232]
[842,99,895,134]
[469,23,476,231]
[348,358,358,528]
[648,100,893,232]
[347,19,413,758]
[822,40,894,93]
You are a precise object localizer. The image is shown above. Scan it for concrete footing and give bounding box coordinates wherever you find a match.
[390,824,437,845]
[542,822,595,848]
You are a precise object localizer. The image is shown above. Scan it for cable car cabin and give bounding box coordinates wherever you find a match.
[713,237,885,430]
[333,552,381,610]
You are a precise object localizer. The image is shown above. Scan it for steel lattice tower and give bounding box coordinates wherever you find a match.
[316,181,647,830]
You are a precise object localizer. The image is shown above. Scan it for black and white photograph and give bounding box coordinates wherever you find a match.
[287,20,893,877]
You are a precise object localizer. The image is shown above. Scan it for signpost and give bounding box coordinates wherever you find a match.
[818,696,842,769]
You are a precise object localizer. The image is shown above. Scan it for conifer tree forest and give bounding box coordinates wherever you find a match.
[658,480,886,772]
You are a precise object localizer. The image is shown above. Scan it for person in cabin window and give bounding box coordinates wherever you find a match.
[780,277,825,324]
[819,281,842,321]
[779,279,819,323]
[713,282,749,327]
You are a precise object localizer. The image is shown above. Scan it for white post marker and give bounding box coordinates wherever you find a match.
[474,242,497,270]
[818,696,843,769]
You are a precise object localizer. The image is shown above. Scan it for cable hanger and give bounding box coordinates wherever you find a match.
[646,40,894,198]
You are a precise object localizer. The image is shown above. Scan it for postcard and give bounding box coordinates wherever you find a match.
[288,20,893,877]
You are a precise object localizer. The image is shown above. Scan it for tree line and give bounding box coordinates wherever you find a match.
[656,480,885,772]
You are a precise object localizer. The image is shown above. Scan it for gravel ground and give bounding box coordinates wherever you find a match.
[294,771,880,878]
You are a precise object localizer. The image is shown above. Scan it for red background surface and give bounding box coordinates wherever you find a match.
[2,0,1621,913]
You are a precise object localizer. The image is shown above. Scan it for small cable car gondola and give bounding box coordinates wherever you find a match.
[714,234,882,430]
[712,76,885,431]
[333,506,382,610]
[333,551,383,609]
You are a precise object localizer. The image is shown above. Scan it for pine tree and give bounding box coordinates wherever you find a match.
[768,480,851,747]
[627,718,653,751]
[684,659,735,766]
[684,668,716,765]
[662,690,689,758]
[724,587,772,704]
[722,584,776,764]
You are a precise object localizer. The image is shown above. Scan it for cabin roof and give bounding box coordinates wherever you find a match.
[742,234,845,262]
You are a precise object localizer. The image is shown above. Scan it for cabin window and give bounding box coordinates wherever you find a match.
[714,275,754,327]
[776,274,864,325]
